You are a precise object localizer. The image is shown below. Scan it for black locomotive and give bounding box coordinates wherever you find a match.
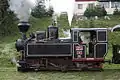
[15,22,120,71]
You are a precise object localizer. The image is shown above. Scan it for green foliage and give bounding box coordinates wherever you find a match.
[58,14,70,29]
[109,32,120,45]
[113,6,120,15]
[31,1,54,18]
[29,16,52,32]
[31,1,46,18]
[84,5,107,18]
[0,0,17,37]
[89,19,95,28]
[46,7,54,16]
[57,14,70,37]
[84,8,94,18]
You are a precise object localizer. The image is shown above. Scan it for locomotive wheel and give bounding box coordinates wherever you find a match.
[17,67,28,72]
[61,65,67,72]
[81,67,88,71]
[61,67,66,72]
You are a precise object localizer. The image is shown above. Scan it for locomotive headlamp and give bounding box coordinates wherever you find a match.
[18,22,30,33]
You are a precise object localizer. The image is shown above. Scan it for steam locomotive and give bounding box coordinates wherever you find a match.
[15,22,120,71]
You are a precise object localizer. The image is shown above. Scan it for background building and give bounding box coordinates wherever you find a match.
[74,0,97,15]
[74,0,120,15]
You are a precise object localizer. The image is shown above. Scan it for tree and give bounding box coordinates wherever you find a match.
[31,1,46,18]
[31,1,54,18]
[0,0,17,36]
[0,0,9,20]
[46,7,54,16]
[84,5,107,18]
[84,8,95,18]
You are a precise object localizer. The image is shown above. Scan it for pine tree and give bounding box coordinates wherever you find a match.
[31,0,54,18]
[31,1,46,18]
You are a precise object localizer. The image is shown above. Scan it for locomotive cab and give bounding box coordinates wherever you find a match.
[70,28,107,62]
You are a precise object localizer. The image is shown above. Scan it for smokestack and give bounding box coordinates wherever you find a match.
[18,21,30,40]
[18,22,30,33]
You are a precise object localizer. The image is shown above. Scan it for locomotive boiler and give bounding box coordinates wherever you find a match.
[15,22,120,72]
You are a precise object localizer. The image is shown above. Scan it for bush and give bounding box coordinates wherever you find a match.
[113,6,120,15]
[84,5,107,18]
[89,19,95,28]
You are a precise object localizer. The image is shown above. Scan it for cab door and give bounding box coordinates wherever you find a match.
[95,30,108,58]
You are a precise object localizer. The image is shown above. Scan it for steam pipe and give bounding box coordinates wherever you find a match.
[20,32,27,40]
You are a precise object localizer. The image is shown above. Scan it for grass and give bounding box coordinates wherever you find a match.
[0,71,110,80]
[1,15,120,80]
[1,68,120,80]
[0,42,16,67]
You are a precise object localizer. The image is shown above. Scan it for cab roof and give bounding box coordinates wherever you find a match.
[71,28,108,31]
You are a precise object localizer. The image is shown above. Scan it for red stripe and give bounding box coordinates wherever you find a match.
[72,58,104,62]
